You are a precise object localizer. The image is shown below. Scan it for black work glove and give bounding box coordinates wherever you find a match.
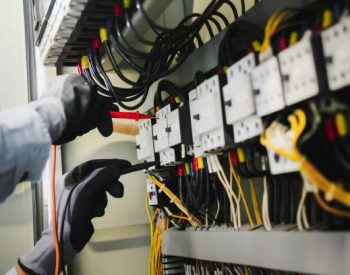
[19,159,131,275]
[30,74,117,145]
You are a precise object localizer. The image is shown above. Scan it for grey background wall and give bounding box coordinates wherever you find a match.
[0,0,34,273]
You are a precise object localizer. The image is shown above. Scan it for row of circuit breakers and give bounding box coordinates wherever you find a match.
[135,15,350,175]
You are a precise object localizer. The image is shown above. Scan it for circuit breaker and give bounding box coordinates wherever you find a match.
[321,16,350,91]
[189,75,230,152]
[135,119,155,163]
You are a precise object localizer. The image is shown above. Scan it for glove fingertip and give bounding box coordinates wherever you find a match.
[97,115,113,137]
[107,181,124,198]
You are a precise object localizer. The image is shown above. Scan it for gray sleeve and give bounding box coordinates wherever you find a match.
[4,267,18,275]
[0,105,51,203]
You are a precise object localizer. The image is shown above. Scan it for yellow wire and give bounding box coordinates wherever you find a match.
[260,8,295,52]
[228,156,255,226]
[149,175,201,225]
[260,108,350,209]
[145,193,154,275]
[249,179,263,225]
[169,214,191,222]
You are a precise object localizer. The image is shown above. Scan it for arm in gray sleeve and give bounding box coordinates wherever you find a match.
[0,97,66,203]
[5,267,18,275]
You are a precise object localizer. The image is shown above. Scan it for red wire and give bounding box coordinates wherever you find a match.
[51,145,60,275]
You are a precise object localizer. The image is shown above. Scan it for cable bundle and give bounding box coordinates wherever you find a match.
[78,0,247,109]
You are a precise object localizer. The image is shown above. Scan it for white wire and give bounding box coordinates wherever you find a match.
[208,156,236,228]
[297,183,308,231]
[262,176,272,231]
[302,203,310,229]
[213,155,241,228]
[210,156,237,229]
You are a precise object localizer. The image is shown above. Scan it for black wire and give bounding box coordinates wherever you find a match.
[125,8,155,45]
[241,0,246,14]
[90,0,232,109]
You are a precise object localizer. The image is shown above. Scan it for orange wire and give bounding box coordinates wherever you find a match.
[314,193,350,219]
[51,145,60,275]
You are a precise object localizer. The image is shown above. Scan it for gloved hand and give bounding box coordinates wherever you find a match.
[30,74,117,145]
[18,159,131,275]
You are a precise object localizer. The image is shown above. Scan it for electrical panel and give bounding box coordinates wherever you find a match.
[321,16,350,91]
[49,0,350,274]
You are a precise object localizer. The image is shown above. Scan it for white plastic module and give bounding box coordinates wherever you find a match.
[321,16,350,91]
[135,119,155,163]
[159,148,177,166]
[153,105,171,153]
[278,32,319,105]
[189,75,226,152]
[233,115,263,143]
[252,57,285,117]
[223,53,256,124]
[146,179,158,206]
[266,130,299,175]
[167,108,182,147]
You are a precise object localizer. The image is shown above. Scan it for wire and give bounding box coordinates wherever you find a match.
[249,179,263,225]
[260,8,295,52]
[297,183,309,231]
[262,176,272,231]
[210,155,241,229]
[261,109,350,208]
[51,145,60,275]
[314,193,350,219]
[145,192,153,275]
[148,175,201,226]
[228,155,254,226]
